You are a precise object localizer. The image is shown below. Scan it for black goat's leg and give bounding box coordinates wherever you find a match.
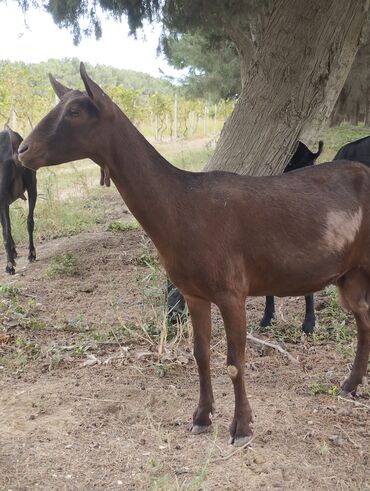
[302,294,315,334]
[27,182,37,262]
[166,280,187,324]
[0,204,16,274]
[260,296,276,327]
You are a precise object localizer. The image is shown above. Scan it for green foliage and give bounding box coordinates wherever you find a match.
[106,221,139,232]
[319,123,370,162]
[135,252,158,268]
[47,252,79,278]
[0,285,21,297]
[161,31,240,100]
[13,1,268,103]
[309,382,339,396]
[0,59,234,141]
[23,1,265,44]
[106,86,147,124]
[313,286,355,345]
[0,289,46,333]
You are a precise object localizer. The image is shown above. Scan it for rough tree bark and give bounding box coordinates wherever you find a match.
[206,0,369,176]
[331,42,370,126]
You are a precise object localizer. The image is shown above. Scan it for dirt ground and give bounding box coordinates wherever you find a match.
[0,191,369,490]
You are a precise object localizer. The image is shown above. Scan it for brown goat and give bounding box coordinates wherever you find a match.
[18,64,370,446]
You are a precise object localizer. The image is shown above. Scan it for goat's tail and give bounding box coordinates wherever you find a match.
[314,140,324,159]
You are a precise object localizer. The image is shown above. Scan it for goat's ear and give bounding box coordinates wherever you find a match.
[6,126,22,155]
[80,62,108,108]
[49,74,73,99]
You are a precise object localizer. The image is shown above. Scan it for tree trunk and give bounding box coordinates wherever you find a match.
[206,0,369,176]
[365,84,370,127]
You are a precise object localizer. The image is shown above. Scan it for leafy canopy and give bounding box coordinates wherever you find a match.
[12,0,262,43]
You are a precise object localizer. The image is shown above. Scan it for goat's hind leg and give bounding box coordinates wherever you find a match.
[302,294,315,334]
[219,297,253,446]
[260,296,275,327]
[337,269,370,395]
[26,176,37,262]
[186,295,214,435]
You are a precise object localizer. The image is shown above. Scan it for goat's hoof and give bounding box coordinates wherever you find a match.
[338,389,357,398]
[5,265,15,275]
[302,321,315,334]
[259,317,272,328]
[230,435,253,447]
[190,424,210,435]
[28,254,36,263]
[339,383,357,397]
[339,378,359,397]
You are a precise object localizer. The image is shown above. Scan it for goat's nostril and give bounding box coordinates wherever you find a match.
[18,144,29,155]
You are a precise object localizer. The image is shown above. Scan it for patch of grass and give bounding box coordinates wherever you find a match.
[0,289,45,332]
[0,285,21,297]
[135,252,159,268]
[168,146,213,172]
[309,382,339,396]
[47,252,79,278]
[316,441,330,457]
[313,286,355,345]
[9,161,104,245]
[106,220,139,232]
[319,123,370,162]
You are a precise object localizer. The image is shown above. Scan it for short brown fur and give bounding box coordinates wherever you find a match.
[18,64,370,446]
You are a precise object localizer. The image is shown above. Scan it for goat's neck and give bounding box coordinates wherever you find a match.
[94,107,183,248]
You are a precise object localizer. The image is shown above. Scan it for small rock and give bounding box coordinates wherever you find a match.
[82,354,100,367]
[329,435,344,446]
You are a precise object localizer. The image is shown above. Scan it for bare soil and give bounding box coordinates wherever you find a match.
[0,191,369,491]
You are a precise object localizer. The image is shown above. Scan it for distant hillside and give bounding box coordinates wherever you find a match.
[0,58,174,95]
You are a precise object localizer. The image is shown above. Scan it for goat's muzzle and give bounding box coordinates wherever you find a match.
[18,142,42,170]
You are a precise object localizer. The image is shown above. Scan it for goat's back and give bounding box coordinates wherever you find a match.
[334,136,370,167]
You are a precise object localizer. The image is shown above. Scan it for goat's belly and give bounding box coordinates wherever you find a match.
[246,254,347,297]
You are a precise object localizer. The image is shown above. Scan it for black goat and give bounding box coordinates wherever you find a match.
[0,127,37,274]
[260,140,323,333]
[334,135,370,167]
[167,140,324,334]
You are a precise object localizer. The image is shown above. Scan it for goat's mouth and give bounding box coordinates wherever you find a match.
[18,142,47,170]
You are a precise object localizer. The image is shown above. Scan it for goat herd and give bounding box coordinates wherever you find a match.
[1,63,369,446]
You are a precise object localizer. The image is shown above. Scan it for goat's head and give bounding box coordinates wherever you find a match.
[19,63,115,170]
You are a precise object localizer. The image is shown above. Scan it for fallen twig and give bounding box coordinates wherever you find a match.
[73,395,125,404]
[211,436,255,463]
[247,333,299,364]
[335,424,361,450]
[338,395,370,410]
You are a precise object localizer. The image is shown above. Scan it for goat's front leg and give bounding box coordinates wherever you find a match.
[0,204,16,274]
[219,297,253,446]
[302,294,315,334]
[27,182,37,262]
[185,295,214,435]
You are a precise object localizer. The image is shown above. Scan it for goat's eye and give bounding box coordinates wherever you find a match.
[69,108,80,118]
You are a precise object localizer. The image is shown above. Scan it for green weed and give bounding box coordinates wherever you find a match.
[0,285,21,297]
[309,382,339,396]
[135,252,159,268]
[47,252,79,278]
[106,220,139,232]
